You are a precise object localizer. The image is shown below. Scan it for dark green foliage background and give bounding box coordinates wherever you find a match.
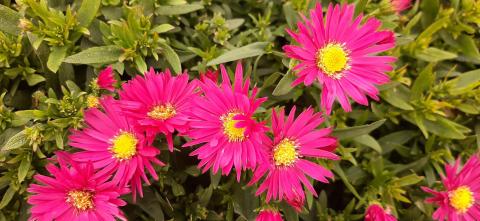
[0,0,479,220]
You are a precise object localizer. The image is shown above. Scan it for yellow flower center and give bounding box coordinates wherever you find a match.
[221,112,246,142]
[317,43,350,79]
[86,95,99,108]
[147,103,176,120]
[111,131,138,160]
[66,190,94,211]
[273,138,298,166]
[449,186,475,213]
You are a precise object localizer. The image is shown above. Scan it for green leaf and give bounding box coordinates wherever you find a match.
[207,42,268,66]
[134,56,147,73]
[272,72,295,96]
[151,24,175,33]
[0,5,21,35]
[160,42,182,74]
[25,74,46,86]
[77,0,101,27]
[155,3,204,15]
[456,34,480,59]
[1,130,27,151]
[332,162,363,203]
[451,69,480,90]
[416,47,457,62]
[394,174,424,187]
[18,154,31,183]
[332,119,386,140]
[380,87,414,110]
[353,135,382,153]
[47,46,68,73]
[411,63,435,98]
[64,46,123,64]
[282,2,298,29]
[0,186,15,209]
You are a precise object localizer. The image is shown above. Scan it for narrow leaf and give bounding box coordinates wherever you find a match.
[77,0,101,27]
[64,46,123,64]
[155,3,203,15]
[0,5,21,35]
[47,46,68,73]
[333,119,386,140]
[207,42,268,66]
[160,43,182,74]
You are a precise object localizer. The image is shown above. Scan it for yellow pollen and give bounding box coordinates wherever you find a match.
[86,95,99,108]
[147,104,176,120]
[66,190,94,211]
[449,186,474,213]
[111,131,138,160]
[221,112,246,142]
[317,43,350,78]
[273,138,298,166]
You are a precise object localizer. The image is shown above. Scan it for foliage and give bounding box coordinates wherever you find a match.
[0,0,479,220]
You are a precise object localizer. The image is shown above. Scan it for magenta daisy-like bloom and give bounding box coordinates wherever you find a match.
[422,155,480,221]
[184,62,268,180]
[365,204,397,221]
[118,68,198,152]
[27,152,128,221]
[96,66,116,92]
[391,0,411,13]
[283,3,396,114]
[248,106,339,207]
[69,96,164,200]
[256,209,283,221]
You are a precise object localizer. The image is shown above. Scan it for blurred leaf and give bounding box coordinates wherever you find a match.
[333,119,386,140]
[272,72,295,96]
[151,24,175,33]
[0,186,15,209]
[160,42,182,74]
[155,3,203,15]
[416,47,457,62]
[1,130,27,151]
[18,154,31,183]
[207,42,268,66]
[77,0,101,27]
[0,5,21,35]
[354,135,382,153]
[64,45,123,64]
[411,63,435,98]
[47,46,68,72]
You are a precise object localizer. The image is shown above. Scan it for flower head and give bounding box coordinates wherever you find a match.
[391,0,411,13]
[118,68,198,151]
[365,204,397,221]
[96,66,116,92]
[283,3,396,114]
[422,155,480,221]
[27,152,128,221]
[184,62,268,180]
[256,209,283,221]
[248,106,339,208]
[69,96,164,200]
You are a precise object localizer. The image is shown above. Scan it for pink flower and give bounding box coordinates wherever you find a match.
[69,96,164,200]
[184,62,268,180]
[391,0,411,13]
[283,3,396,114]
[248,106,339,208]
[256,209,283,221]
[422,155,480,221]
[365,204,397,221]
[118,68,198,152]
[199,69,219,83]
[27,152,128,221]
[96,66,116,91]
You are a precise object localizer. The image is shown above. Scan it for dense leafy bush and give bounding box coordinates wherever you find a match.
[0,0,479,220]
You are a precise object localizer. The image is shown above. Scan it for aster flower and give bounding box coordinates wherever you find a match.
[422,155,480,221]
[248,106,339,208]
[118,68,198,151]
[69,96,164,200]
[184,62,267,180]
[391,0,411,13]
[283,3,396,114]
[256,209,283,221]
[365,204,397,221]
[199,69,219,83]
[95,66,116,92]
[27,152,128,221]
